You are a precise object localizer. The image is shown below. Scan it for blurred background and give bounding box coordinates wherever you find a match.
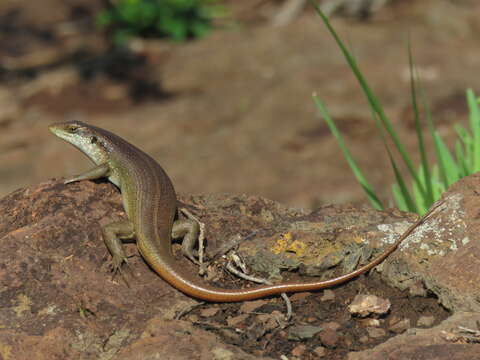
[0,0,479,210]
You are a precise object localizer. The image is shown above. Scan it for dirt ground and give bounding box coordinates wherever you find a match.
[1,0,480,210]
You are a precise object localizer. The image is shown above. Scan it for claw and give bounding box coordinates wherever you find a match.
[109,255,132,288]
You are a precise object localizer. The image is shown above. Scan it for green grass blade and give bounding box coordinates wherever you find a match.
[419,84,456,187]
[467,89,480,171]
[454,124,472,148]
[431,164,445,199]
[310,2,426,198]
[387,148,417,213]
[408,43,434,205]
[370,110,417,212]
[413,165,430,214]
[392,183,408,212]
[454,123,473,173]
[313,94,384,210]
[431,129,459,186]
[454,140,468,177]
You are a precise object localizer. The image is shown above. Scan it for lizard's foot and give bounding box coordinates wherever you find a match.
[109,255,133,287]
[173,208,205,272]
[102,219,136,285]
[110,254,127,273]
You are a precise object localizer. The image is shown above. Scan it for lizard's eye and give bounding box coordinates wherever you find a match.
[90,136,98,144]
[66,125,79,133]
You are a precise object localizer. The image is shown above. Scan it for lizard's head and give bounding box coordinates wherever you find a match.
[49,120,110,165]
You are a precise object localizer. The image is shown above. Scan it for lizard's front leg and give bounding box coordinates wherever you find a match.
[64,163,110,184]
[62,163,132,272]
[102,220,135,273]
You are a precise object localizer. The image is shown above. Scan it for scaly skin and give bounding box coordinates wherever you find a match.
[49,120,441,302]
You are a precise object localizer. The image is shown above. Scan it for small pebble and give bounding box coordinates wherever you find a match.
[389,318,411,334]
[227,314,249,327]
[288,325,323,341]
[319,329,339,348]
[255,313,279,331]
[348,294,391,317]
[313,346,326,357]
[291,344,307,357]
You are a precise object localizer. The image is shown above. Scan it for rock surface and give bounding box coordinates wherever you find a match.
[348,312,480,360]
[0,172,479,358]
[377,173,480,312]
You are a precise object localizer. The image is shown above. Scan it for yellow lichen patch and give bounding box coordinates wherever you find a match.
[0,343,12,360]
[286,240,307,257]
[353,235,365,245]
[271,232,293,254]
[13,294,32,317]
[271,233,307,257]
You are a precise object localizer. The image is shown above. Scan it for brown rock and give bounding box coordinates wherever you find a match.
[348,295,391,317]
[0,181,285,359]
[288,325,323,341]
[348,312,480,360]
[291,344,307,357]
[377,174,480,313]
[118,318,260,360]
[389,318,411,334]
[3,173,480,358]
[255,313,281,332]
[313,346,326,357]
[227,314,249,327]
[319,329,340,348]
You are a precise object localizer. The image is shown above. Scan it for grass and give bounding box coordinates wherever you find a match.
[310,2,480,215]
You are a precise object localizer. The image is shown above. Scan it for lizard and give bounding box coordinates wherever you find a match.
[49,120,441,302]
